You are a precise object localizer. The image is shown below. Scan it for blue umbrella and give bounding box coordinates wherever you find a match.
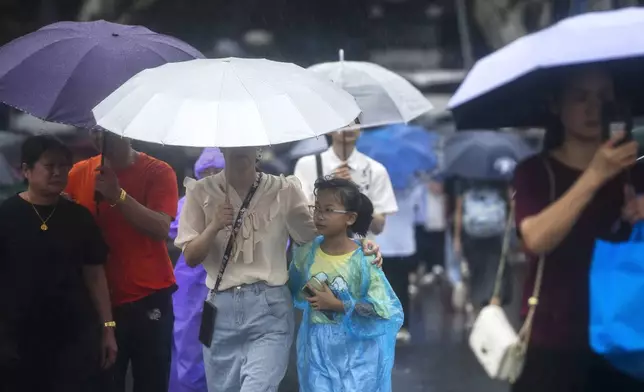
[357,124,438,189]
[0,20,204,129]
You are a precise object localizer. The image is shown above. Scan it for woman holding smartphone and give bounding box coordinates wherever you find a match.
[512,66,644,391]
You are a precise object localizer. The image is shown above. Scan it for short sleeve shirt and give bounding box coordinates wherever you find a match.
[174,173,317,291]
[512,155,644,349]
[294,148,399,216]
[375,185,425,257]
[65,153,178,306]
[0,195,107,343]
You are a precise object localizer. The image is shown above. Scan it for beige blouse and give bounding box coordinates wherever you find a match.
[175,171,316,291]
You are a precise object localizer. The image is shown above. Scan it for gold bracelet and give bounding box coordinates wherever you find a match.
[110,189,127,208]
[104,321,116,328]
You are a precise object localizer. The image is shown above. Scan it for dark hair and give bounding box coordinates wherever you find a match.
[543,115,565,151]
[313,176,374,237]
[543,64,623,151]
[21,134,72,169]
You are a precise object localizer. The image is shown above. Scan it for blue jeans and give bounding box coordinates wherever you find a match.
[203,283,294,392]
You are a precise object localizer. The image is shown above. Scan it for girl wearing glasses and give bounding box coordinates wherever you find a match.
[288,177,403,392]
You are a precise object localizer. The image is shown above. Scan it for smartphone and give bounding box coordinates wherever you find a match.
[300,276,326,298]
[301,285,316,298]
[602,102,633,145]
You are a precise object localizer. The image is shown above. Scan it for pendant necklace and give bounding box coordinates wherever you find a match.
[29,200,57,231]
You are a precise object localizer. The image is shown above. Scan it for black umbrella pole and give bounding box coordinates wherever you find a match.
[343,133,347,161]
[95,135,106,215]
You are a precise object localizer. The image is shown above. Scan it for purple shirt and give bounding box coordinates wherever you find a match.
[513,155,644,349]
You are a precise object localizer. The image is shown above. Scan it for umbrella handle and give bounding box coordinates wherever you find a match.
[95,134,107,215]
[343,133,347,161]
[224,168,231,204]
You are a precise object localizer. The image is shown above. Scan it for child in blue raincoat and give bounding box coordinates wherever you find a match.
[169,148,224,392]
[288,177,403,392]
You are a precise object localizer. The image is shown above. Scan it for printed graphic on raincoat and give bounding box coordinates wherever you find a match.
[288,236,403,392]
[169,148,224,392]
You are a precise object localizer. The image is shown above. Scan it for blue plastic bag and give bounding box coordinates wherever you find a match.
[590,222,644,380]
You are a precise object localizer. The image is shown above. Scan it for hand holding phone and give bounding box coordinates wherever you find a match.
[602,102,633,145]
[301,276,326,298]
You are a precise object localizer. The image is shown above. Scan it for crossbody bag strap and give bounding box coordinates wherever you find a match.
[518,158,555,343]
[213,173,263,292]
[491,195,514,301]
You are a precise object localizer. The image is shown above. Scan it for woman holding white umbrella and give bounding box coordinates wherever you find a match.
[449,8,644,391]
[92,57,384,392]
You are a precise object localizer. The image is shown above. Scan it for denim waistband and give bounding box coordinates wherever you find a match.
[213,281,279,296]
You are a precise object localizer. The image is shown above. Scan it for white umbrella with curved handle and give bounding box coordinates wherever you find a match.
[92,58,361,147]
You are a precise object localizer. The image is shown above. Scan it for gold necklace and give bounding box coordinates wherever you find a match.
[29,200,57,231]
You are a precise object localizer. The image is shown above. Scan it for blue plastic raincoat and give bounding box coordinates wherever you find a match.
[288,237,404,392]
[169,148,224,392]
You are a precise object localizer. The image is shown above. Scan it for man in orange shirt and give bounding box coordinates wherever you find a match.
[65,130,178,392]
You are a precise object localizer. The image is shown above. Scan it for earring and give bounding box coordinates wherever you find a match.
[256,148,263,161]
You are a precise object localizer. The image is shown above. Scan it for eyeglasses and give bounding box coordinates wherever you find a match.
[308,205,349,218]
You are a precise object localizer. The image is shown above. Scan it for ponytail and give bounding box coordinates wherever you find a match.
[350,193,374,237]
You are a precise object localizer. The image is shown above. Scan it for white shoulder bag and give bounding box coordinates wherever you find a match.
[469,160,554,383]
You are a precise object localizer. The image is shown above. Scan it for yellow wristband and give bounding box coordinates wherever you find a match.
[104,321,116,328]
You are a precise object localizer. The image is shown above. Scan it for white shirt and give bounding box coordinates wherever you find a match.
[424,187,446,231]
[375,185,424,257]
[293,147,398,216]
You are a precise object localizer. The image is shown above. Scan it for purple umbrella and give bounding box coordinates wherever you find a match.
[0,20,204,129]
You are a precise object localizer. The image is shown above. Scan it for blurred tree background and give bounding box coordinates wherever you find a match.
[2,0,643,69]
[0,0,642,195]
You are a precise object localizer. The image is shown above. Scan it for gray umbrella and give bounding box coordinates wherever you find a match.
[443,130,535,181]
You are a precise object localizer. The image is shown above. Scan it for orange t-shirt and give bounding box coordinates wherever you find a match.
[65,153,178,306]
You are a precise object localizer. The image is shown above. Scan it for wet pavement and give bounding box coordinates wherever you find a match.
[391,283,509,392]
[388,262,526,392]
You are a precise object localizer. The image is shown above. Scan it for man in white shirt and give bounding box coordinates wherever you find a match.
[293,129,398,235]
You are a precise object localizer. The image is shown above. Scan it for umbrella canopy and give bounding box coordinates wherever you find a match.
[449,8,644,129]
[10,113,76,135]
[0,20,203,129]
[93,58,361,148]
[357,125,438,189]
[443,131,535,181]
[309,51,433,130]
[289,137,329,160]
[365,123,440,148]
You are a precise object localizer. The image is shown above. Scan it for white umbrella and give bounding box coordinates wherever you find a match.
[308,50,433,130]
[288,136,329,160]
[92,58,361,147]
[449,7,644,129]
